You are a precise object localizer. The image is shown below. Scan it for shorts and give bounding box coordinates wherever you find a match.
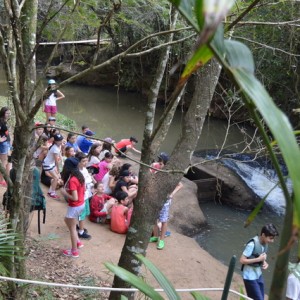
[159,198,172,223]
[44,105,57,114]
[78,198,91,221]
[65,203,85,219]
[0,141,10,155]
[42,163,55,172]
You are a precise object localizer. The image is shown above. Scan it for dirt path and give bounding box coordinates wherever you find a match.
[20,182,244,300]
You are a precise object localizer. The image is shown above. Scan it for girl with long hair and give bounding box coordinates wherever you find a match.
[60,157,85,258]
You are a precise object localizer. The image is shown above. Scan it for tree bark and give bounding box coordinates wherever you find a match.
[109,59,221,299]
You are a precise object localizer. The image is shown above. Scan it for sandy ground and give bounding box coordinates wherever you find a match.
[18,183,245,300]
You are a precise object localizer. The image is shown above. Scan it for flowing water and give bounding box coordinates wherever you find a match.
[0,71,293,294]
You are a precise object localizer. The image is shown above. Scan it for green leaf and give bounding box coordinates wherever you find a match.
[225,40,255,73]
[136,254,180,300]
[181,44,213,79]
[191,291,211,300]
[169,0,200,31]
[104,262,164,300]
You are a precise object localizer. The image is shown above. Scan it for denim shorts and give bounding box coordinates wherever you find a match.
[0,141,10,155]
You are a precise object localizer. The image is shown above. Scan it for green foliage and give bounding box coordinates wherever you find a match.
[0,214,21,276]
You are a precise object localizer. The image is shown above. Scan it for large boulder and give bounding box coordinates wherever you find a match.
[169,177,206,236]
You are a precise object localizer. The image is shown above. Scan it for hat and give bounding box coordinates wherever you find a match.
[130,136,138,143]
[48,116,56,121]
[120,170,130,177]
[48,79,56,85]
[64,157,79,171]
[158,152,169,164]
[53,134,64,141]
[104,137,115,143]
[35,121,42,126]
[85,130,95,136]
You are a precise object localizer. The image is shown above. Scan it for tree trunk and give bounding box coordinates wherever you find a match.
[109,58,221,299]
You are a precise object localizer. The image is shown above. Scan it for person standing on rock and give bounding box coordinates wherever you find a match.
[240,223,279,300]
[59,157,85,258]
[149,152,182,250]
[43,79,65,122]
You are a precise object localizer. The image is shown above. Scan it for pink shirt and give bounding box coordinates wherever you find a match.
[94,160,109,182]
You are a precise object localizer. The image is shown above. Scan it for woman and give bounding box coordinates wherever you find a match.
[0,107,11,186]
[60,157,85,258]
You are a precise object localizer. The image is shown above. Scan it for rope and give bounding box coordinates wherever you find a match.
[0,276,253,299]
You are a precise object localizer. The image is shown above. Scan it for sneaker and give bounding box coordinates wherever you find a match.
[48,192,59,199]
[78,231,92,240]
[76,224,88,233]
[157,240,165,250]
[62,249,79,258]
[165,231,171,237]
[77,241,84,249]
[149,236,158,243]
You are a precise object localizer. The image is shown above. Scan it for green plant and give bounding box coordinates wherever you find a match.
[105,254,210,300]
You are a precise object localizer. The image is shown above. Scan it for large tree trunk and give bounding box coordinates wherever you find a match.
[109,58,221,299]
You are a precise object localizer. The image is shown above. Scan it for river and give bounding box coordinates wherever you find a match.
[0,74,291,294]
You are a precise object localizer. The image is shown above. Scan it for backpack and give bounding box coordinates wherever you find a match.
[2,167,46,234]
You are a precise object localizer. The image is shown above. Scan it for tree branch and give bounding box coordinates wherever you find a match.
[235,36,300,57]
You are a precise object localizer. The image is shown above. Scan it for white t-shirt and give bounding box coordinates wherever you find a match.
[80,167,93,200]
[87,155,100,167]
[102,172,112,195]
[286,273,300,300]
[45,92,57,106]
[43,144,60,168]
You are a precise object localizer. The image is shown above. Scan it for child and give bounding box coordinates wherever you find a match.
[94,151,114,182]
[66,133,81,154]
[150,152,169,173]
[87,142,102,167]
[89,182,113,223]
[286,259,300,300]
[59,158,85,258]
[42,133,64,198]
[43,79,65,121]
[115,136,141,157]
[77,152,94,239]
[149,182,182,250]
[240,223,279,300]
[110,191,131,234]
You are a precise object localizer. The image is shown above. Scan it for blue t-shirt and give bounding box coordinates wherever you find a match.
[76,135,84,148]
[242,241,265,280]
[79,138,93,154]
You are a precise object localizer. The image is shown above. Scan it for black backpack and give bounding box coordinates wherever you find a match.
[2,167,46,234]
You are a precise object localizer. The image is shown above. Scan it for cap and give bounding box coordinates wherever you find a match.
[158,152,169,164]
[120,170,130,177]
[104,137,114,143]
[53,134,64,141]
[35,121,42,126]
[85,130,95,136]
[48,79,56,85]
[130,136,138,143]
[48,116,56,121]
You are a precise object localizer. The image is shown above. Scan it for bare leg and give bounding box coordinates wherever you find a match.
[0,153,8,182]
[159,222,168,241]
[64,217,78,250]
[153,224,159,237]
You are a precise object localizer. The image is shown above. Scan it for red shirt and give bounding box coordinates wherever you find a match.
[115,139,132,152]
[89,193,111,222]
[111,205,129,234]
[68,176,85,207]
